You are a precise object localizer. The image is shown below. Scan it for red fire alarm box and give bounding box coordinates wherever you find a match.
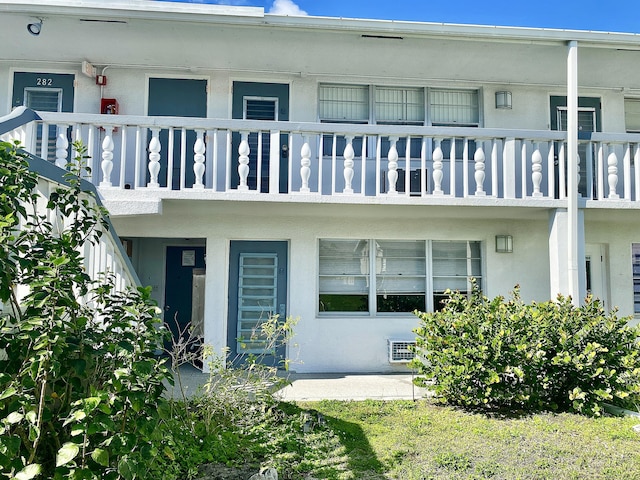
[100,98,118,115]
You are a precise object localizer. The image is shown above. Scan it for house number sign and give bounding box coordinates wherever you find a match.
[35,78,54,86]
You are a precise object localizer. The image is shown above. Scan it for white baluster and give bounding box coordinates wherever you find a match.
[474,140,486,196]
[193,130,206,189]
[343,135,355,194]
[607,147,619,199]
[387,136,399,194]
[300,135,311,193]
[531,143,543,197]
[148,128,161,188]
[55,129,68,169]
[100,128,114,187]
[238,131,250,191]
[432,139,444,195]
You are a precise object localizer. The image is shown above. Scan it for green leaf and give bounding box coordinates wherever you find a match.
[163,446,176,461]
[56,442,80,467]
[0,386,17,401]
[91,448,110,467]
[15,463,42,480]
[5,411,24,424]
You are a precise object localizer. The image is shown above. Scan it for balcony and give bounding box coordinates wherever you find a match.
[15,111,640,212]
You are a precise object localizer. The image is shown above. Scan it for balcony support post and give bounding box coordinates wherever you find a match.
[55,127,68,169]
[502,138,516,199]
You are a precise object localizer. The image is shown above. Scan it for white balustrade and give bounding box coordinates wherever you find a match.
[55,129,68,169]
[300,135,311,193]
[237,131,250,191]
[432,139,444,195]
[474,140,486,196]
[193,130,206,189]
[343,135,355,194]
[21,111,640,205]
[607,146,619,199]
[387,136,399,194]
[100,128,114,187]
[148,129,161,188]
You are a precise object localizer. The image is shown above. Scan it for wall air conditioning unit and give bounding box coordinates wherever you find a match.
[388,339,416,363]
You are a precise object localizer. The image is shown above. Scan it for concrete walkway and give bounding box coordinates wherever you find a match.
[167,365,429,401]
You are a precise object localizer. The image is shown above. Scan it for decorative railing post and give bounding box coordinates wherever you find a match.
[343,135,355,194]
[386,136,399,194]
[238,131,250,191]
[531,142,543,197]
[432,139,444,195]
[147,128,161,188]
[300,135,311,193]
[193,130,206,189]
[55,128,68,169]
[100,128,114,187]
[474,139,486,196]
[607,145,619,199]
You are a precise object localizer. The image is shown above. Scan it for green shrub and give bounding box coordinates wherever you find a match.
[0,141,173,479]
[412,283,640,416]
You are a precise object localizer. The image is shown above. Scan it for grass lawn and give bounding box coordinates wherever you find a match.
[289,399,640,480]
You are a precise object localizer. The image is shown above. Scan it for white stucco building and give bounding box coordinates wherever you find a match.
[3,0,640,372]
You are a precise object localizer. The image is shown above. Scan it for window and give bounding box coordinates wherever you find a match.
[432,241,482,310]
[632,244,640,313]
[319,84,369,123]
[430,89,479,126]
[318,239,481,314]
[375,87,425,125]
[625,99,640,133]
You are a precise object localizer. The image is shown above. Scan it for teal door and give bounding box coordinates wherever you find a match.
[148,78,207,189]
[231,82,289,193]
[227,241,288,366]
[12,72,75,161]
[164,246,206,345]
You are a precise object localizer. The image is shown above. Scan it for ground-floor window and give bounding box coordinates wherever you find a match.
[318,239,481,315]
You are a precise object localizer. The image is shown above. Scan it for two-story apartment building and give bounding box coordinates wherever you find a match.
[3,0,640,372]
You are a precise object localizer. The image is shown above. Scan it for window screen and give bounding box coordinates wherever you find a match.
[633,244,640,314]
[319,239,369,312]
[432,241,482,310]
[430,89,479,126]
[319,84,369,123]
[376,240,426,313]
[24,88,62,112]
[625,99,640,133]
[375,87,425,125]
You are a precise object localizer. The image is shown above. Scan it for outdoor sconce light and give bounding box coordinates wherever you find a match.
[495,235,513,253]
[27,18,43,36]
[495,91,512,109]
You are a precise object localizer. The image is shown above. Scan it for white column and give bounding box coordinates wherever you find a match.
[432,139,444,195]
[567,40,580,305]
[147,128,161,188]
[55,128,68,169]
[300,135,311,193]
[531,143,543,197]
[193,130,206,189]
[386,136,399,194]
[237,131,250,191]
[343,135,355,194]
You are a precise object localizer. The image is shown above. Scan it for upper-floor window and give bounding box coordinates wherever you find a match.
[625,98,640,133]
[318,83,479,126]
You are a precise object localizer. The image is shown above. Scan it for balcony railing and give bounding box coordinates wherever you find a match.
[0,107,140,293]
[21,111,640,204]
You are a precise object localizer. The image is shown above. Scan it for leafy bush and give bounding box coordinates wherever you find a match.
[0,141,172,479]
[412,283,640,416]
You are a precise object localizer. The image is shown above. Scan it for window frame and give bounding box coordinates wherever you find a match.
[317,239,483,316]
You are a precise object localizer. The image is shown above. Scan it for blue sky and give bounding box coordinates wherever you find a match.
[161,0,640,34]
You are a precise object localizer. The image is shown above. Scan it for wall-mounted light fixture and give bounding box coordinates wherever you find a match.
[27,18,43,36]
[495,91,512,109]
[495,235,513,253]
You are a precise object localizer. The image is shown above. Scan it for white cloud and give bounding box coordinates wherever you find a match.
[268,0,307,16]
